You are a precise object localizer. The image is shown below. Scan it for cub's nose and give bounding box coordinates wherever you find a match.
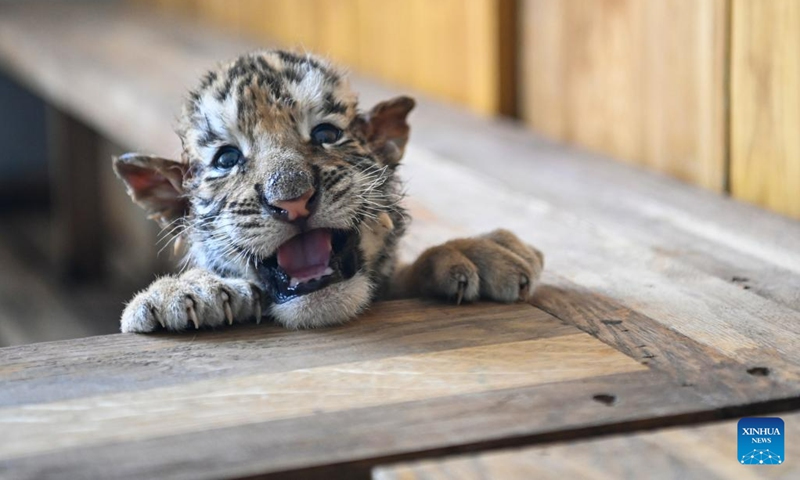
[260,168,316,222]
[266,187,316,222]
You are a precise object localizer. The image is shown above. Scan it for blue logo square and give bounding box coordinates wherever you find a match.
[738,417,784,465]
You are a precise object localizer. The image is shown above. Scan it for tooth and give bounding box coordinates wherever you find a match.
[323,267,334,276]
[290,277,300,287]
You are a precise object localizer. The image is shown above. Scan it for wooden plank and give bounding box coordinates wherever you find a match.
[643,0,728,192]
[374,413,800,480]
[0,333,644,460]
[4,371,714,480]
[530,275,791,398]
[564,0,645,164]
[398,147,800,385]
[731,0,800,219]
[0,300,573,407]
[0,300,726,480]
[521,0,645,163]
[520,0,728,191]
[395,220,797,401]
[519,0,566,140]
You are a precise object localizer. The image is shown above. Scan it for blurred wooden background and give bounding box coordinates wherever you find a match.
[731,0,800,219]
[144,0,516,116]
[138,0,799,220]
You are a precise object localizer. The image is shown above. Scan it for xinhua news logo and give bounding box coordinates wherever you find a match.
[738,417,784,465]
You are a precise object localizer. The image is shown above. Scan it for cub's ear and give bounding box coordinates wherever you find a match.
[353,96,415,167]
[113,153,189,226]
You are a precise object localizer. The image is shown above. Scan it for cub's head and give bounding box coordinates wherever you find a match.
[114,50,414,329]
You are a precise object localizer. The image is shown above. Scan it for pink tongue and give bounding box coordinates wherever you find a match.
[277,229,332,279]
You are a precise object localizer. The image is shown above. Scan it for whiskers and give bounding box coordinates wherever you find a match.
[160,159,406,277]
[190,214,261,273]
[352,162,407,228]
[156,216,190,257]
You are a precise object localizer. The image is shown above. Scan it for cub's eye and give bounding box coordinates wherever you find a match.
[212,146,243,170]
[310,123,342,145]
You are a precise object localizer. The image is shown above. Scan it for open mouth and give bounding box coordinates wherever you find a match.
[256,229,361,304]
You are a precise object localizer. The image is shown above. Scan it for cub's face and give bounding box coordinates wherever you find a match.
[114,50,414,328]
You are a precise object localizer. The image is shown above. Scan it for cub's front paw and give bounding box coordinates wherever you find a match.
[411,229,544,304]
[121,269,262,333]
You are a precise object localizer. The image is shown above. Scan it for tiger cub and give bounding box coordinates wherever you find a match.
[114,50,543,332]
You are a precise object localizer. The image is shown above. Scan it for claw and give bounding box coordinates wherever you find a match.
[456,280,466,306]
[185,297,200,330]
[221,291,233,325]
[519,275,530,300]
[150,306,166,329]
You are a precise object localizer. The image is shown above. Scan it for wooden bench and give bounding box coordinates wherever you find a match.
[0,2,799,479]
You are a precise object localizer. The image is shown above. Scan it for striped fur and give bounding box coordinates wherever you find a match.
[116,49,544,333]
[177,50,407,327]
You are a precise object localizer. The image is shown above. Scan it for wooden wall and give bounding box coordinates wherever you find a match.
[520,0,728,193]
[521,0,800,219]
[140,0,515,117]
[730,0,800,219]
[137,0,800,219]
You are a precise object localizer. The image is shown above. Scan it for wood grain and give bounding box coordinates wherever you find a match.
[0,300,572,407]
[731,0,800,219]
[1,300,730,480]
[0,333,643,460]
[520,0,728,191]
[4,371,715,480]
[400,147,800,380]
[530,275,790,399]
[643,0,728,192]
[1,3,799,478]
[374,413,800,480]
[565,0,645,164]
[148,0,513,116]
